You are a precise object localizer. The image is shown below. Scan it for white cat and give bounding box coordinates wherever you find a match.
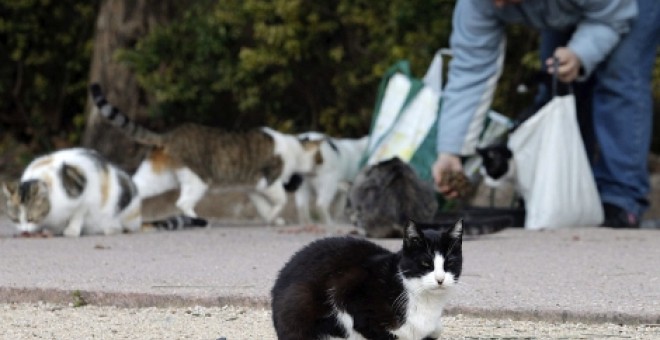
[2,148,206,237]
[293,132,369,224]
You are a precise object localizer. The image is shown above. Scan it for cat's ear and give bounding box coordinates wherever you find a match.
[449,219,463,239]
[403,220,424,248]
[2,181,18,198]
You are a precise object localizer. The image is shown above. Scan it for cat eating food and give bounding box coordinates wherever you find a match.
[271,219,463,339]
[2,148,207,237]
[89,84,322,224]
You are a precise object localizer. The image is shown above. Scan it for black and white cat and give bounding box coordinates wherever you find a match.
[271,219,463,340]
[476,143,515,188]
[293,132,369,225]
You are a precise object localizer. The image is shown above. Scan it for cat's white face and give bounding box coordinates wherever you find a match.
[3,181,50,233]
[402,252,457,295]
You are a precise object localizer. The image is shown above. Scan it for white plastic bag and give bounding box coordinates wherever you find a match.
[508,94,603,229]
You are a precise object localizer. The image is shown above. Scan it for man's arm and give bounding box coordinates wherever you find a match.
[437,0,506,156]
[434,0,506,195]
[567,0,637,79]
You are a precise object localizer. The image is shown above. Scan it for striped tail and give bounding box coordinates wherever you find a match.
[89,83,164,146]
[142,215,208,231]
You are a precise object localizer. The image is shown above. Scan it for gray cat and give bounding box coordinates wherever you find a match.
[346,157,438,238]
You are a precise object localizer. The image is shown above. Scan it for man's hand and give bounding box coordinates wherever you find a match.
[545,47,581,83]
[432,153,463,198]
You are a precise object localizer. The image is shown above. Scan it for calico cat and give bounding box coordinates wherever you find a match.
[89,84,322,224]
[2,148,206,237]
[293,132,369,225]
[346,157,438,238]
[271,219,463,340]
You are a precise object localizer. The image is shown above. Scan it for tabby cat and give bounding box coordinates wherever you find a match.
[2,148,206,237]
[89,84,322,224]
[271,219,463,340]
[346,157,438,238]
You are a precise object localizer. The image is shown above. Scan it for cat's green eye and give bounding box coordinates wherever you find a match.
[420,261,432,268]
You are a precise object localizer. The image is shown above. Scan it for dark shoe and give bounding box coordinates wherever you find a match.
[601,203,640,228]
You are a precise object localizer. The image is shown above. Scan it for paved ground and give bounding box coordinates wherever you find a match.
[1,215,659,328]
[3,302,659,339]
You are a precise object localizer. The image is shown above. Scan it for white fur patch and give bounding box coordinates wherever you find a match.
[174,168,209,217]
[328,305,367,340]
[132,159,179,198]
[16,206,39,233]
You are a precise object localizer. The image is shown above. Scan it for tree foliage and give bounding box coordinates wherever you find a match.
[118,0,461,135]
[0,0,100,150]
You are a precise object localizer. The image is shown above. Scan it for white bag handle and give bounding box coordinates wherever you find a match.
[422,48,452,96]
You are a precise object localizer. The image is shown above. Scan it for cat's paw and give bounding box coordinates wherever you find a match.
[273,217,286,226]
[63,227,82,237]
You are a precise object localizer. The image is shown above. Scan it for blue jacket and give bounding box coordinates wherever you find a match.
[438,0,637,156]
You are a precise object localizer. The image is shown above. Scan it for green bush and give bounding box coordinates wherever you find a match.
[0,0,99,152]
[118,0,463,135]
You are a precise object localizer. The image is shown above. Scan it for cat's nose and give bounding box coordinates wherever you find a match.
[436,277,444,285]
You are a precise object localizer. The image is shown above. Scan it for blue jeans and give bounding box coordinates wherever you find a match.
[538,0,660,218]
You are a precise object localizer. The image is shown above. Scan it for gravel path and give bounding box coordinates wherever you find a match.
[2,302,658,340]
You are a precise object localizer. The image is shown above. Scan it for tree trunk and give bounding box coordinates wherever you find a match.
[83,0,182,171]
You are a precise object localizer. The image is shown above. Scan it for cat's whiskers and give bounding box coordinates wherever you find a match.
[392,291,408,314]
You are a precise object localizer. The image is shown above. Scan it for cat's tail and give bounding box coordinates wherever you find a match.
[89,83,164,146]
[142,215,208,231]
